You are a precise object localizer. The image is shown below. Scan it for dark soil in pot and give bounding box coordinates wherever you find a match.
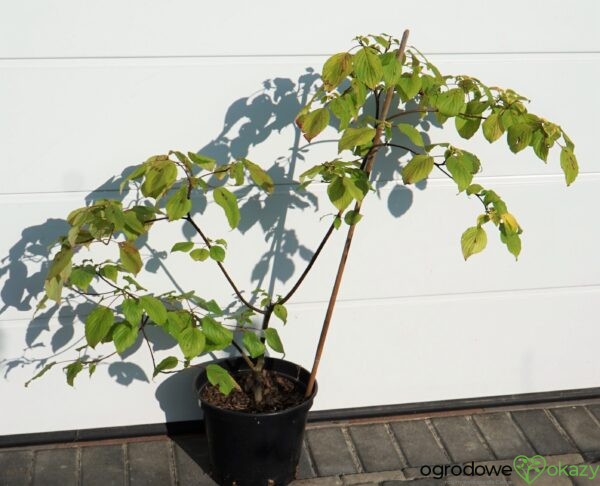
[196,357,317,486]
[200,367,305,413]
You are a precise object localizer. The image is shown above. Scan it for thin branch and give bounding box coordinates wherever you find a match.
[143,217,168,224]
[433,165,487,209]
[184,214,264,314]
[278,216,339,306]
[232,340,256,371]
[373,142,420,156]
[81,351,118,365]
[305,29,411,398]
[141,325,156,370]
[386,107,437,122]
[97,274,135,299]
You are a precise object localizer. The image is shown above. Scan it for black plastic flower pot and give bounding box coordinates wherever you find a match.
[195,357,317,486]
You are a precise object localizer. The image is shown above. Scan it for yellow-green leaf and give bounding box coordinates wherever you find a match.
[402,155,434,184]
[178,327,205,359]
[353,47,383,89]
[338,127,376,152]
[206,363,239,395]
[242,331,266,358]
[327,177,353,212]
[482,112,505,143]
[119,241,143,275]
[461,226,487,260]
[165,185,192,221]
[435,88,465,117]
[243,159,274,194]
[85,306,114,348]
[264,328,284,354]
[213,187,240,229]
[140,295,167,325]
[297,108,330,142]
[322,52,353,91]
[397,123,424,147]
[560,148,578,186]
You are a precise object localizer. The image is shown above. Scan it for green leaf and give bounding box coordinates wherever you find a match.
[560,148,578,186]
[322,52,353,91]
[507,123,533,153]
[338,127,376,152]
[242,331,266,358]
[113,322,139,354]
[25,362,57,387]
[206,364,238,396]
[123,275,146,291]
[353,47,383,89]
[65,361,84,387]
[193,298,223,315]
[455,115,481,140]
[188,152,216,171]
[344,210,363,225]
[122,298,143,326]
[327,177,353,212]
[402,154,434,184]
[88,362,97,377]
[243,159,274,194]
[47,247,73,281]
[466,184,483,195]
[446,156,473,193]
[44,276,63,303]
[500,226,522,260]
[123,210,146,237]
[397,123,424,147]
[140,295,167,325]
[165,185,192,221]
[119,164,147,193]
[171,241,194,253]
[396,72,421,100]
[264,328,284,354]
[202,316,233,348]
[435,88,465,117]
[297,108,330,142]
[273,304,288,324]
[381,52,403,86]
[213,187,240,229]
[119,241,143,275]
[333,215,342,229]
[105,204,125,231]
[178,327,205,359]
[209,246,226,262]
[190,248,210,261]
[461,226,488,260]
[141,162,178,199]
[85,306,115,348]
[531,130,550,162]
[164,311,189,339]
[69,265,95,292]
[482,112,505,143]
[153,356,178,377]
[100,264,118,283]
[329,96,354,130]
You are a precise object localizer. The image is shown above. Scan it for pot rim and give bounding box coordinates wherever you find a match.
[195,356,318,418]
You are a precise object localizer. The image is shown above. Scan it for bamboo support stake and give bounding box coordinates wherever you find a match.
[305,29,410,398]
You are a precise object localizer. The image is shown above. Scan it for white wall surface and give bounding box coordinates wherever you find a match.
[1,1,599,436]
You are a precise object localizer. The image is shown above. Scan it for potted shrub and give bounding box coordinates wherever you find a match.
[29,30,578,485]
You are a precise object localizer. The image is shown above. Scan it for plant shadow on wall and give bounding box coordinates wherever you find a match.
[0,67,425,404]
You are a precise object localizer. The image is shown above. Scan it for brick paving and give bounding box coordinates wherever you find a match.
[2,399,600,485]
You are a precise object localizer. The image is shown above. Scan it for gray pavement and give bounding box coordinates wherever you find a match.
[3,399,600,485]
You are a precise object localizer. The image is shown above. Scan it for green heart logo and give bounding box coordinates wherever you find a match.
[513,455,547,484]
